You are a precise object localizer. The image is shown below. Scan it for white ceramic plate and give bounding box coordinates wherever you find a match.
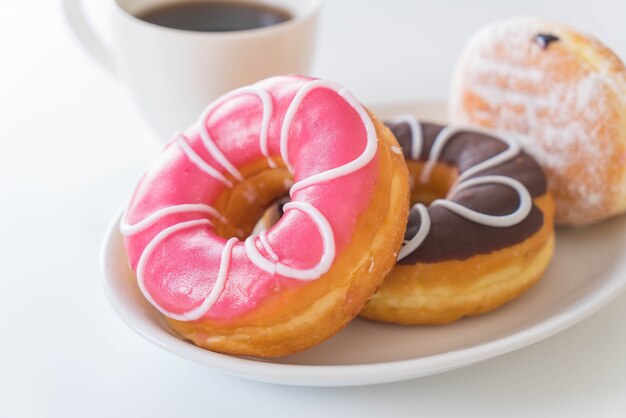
[100,104,626,386]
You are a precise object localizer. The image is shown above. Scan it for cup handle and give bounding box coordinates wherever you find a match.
[62,0,116,77]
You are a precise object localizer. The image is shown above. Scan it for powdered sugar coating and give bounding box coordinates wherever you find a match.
[450,17,626,224]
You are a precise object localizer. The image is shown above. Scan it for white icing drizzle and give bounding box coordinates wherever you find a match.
[390,114,422,160]
[397,203,431,261]
[135,219,237,321]
[258,229,279,262]
[419,125,454,184]
[245,201,336,280]
[396,119,533,261]
[280,80,378,197]
[455,132,521,183]
[125,79,377,319]
[198,86,276,181]
[420,124,522,185]
[177,135,233,188]
[121,203,224,236]
[433,175,532,227]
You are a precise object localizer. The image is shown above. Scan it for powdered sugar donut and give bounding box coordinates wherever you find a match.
[450,17,626,225]
[121,75,409,357]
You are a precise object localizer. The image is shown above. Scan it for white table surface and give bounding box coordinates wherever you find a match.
[1,1,625,417]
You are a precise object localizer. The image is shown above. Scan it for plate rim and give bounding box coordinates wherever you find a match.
[100,207,626,387]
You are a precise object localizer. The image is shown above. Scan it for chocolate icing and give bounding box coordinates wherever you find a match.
[534,33,560,49]
[385,120,548,264]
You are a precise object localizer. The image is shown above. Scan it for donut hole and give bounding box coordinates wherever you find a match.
[252,195,290,234]
[211,162,293,240]
[408,161,459,205]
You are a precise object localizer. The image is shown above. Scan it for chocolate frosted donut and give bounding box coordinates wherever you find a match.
[393,119,546,262]
[360,116,555,325]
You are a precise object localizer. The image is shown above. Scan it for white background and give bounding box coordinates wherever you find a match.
[1,1,626,417]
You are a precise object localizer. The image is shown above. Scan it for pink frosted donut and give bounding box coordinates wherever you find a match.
[121,75,408,357]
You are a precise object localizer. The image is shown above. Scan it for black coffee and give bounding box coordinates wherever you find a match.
[136,1,292,32]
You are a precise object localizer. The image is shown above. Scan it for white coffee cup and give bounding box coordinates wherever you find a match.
[63,0,321,139]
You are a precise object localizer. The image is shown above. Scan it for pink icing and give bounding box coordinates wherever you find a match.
[122,75,379,321]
